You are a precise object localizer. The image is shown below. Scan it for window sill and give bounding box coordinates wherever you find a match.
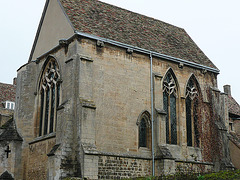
[187,146,202,151]
[138,147,151,156]
[29,132,56,145]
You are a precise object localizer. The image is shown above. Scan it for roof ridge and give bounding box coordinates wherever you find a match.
[0,82,15,86]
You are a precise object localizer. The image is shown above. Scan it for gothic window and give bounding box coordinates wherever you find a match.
[137,111,151,148]
[163,71,178,145]
[185,77,200,147]
[39,58,61,136]
[139,119,147,147]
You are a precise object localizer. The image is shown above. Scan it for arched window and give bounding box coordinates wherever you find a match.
[139,119,147,147]
[39,58,61,136]
[185,76,200,147]
[137,111,151,148]
[163,70,178,145]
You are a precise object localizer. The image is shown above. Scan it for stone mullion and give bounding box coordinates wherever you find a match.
[47,84,53,134]
[42,87,47,136]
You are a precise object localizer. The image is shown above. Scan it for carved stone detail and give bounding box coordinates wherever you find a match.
[163,73,177,97]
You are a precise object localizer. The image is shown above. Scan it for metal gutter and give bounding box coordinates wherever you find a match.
[75,31,220,74]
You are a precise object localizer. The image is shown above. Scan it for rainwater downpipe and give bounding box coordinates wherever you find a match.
[150,53,155,176]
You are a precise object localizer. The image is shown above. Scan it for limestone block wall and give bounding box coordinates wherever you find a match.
[175,161,213,173]
[27,137,56,180]
[98,155,151,179]
[15,38,81,179]
[77,37,218,163]
[229,140,240,169]
[14,34,224,179]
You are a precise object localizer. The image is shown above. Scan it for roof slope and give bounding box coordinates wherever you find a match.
[0,118,23,141]
[0,83,16,108]
[59,0,217,69]
[228,95,240,117]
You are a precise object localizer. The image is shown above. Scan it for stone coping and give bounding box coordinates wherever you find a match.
[175,159,214,166]
[29,133,56,145]
[84,150,212,165]
[85,150,152,160]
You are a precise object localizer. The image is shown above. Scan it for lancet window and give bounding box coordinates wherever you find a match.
[39,58,61,136]
[185,77,200,147]
[138,111,151,148]
[163,71,178,145]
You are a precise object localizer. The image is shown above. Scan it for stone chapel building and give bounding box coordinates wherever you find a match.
[1,0,236,179]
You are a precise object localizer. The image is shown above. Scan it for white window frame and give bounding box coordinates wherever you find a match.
[5,101,15,110]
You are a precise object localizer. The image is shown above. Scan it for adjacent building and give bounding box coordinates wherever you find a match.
[0,80,22,180]
[223,85,240,169]
[0,80,16,126]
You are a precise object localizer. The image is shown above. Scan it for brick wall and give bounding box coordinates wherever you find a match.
[98,156,151,179]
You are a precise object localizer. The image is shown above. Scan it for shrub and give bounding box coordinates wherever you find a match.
[122,169,240,180]
[203,169,240,180]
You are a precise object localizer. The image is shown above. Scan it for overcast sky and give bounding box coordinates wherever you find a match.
[1,0,240,103]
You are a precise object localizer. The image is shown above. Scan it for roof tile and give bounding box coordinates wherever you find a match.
[59,0,217,69]
[0,82,16,108]
[228,95,240,117]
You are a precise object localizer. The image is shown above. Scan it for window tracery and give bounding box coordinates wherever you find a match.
[39,58,61,136]
[163,71,177,145]
[185,77,200,147]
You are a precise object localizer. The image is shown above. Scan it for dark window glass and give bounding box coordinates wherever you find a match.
[44,87,50,135]
[39,89,44,136]
[139,118,147,147]
[39,59,60,136]
[170,94,177,144]
[193,99,199,147]
[50,85,55,133]
[186,76,200,147]
[57,83,60,107]
[163,91,169,144]
[186,96,192,146]
[163,71,177,145]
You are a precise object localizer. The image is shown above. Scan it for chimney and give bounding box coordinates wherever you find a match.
[223,85,231,96]
[13,77,17,86]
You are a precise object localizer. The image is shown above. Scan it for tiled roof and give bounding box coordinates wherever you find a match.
[59,0,217,69]
[0,118,23,141]
[227,95,240,117]
[229,132,240,149]
[0,82,16,108]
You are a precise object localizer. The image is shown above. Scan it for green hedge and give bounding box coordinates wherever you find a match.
[122,169,240,180]
[64,169,240,180]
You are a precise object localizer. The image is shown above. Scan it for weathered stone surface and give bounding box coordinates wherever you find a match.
[8,0,235,179]
[98,156,151,179]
